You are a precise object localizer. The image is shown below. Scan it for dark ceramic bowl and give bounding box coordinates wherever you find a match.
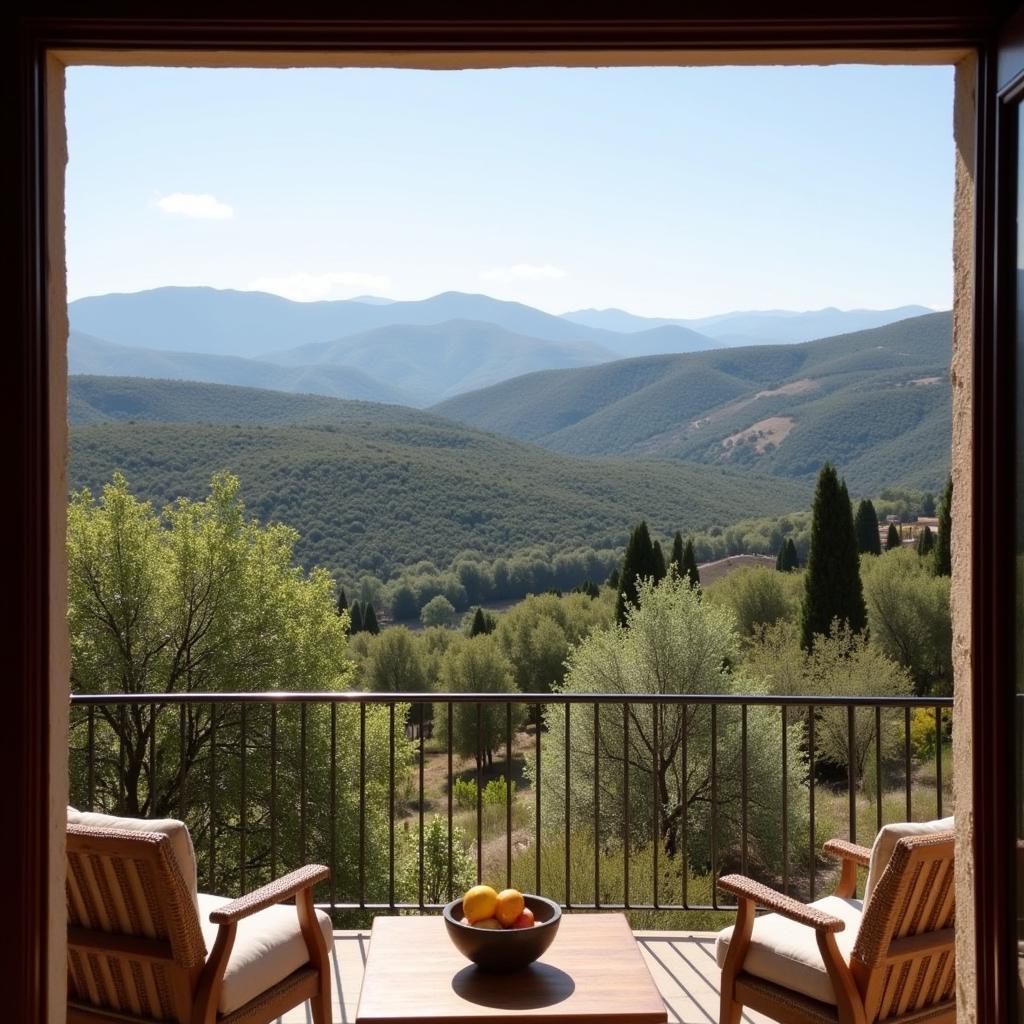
[443,894,561,972]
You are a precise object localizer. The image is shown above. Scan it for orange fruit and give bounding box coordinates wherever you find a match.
[510,908,535,929]
[495,888,525,927]
[473,917,502,929]
[462,885,499,924]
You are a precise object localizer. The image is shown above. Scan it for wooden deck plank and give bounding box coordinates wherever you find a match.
[279,930,772,1024]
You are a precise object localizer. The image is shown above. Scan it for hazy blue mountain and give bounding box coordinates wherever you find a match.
[270,319,616,404]
[68,286,631,358]
[434,311,952,494]
[561,304,934,345]
[349,295,396,305]
[69,331,412,405]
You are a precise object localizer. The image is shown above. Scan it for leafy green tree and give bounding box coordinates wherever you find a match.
[66,472,408,899]
[363,603,381,635]
[390,583,419,622]
[746,620,912,787]
[363,627,428,693]
[606,567,620,589]
[670,532,685,574]
[706,566,799,637]
[436,635,517,768]
[349,600,365,634]
[571,580,601,599]
[861,549,952,695]
[854,499,882,555]
[921,492,936,517]
[414,815,475,904]
[886,523,901,551]
[916,525,935,557]
[934,476,952,576]
[420,594,456,628]
[494,591,613,694]
[537,574,807,874]
[679,538,701,589]
[615,522,659,627]
[800,464,866,649]
[337,587,348,616]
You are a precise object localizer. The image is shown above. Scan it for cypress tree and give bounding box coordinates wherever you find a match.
[799,463,867,650]
[916,525,935,557]
[680,538,700,589]
[886,523,901,551]
[934,475,952,576]
[606,567,620,589]
[363,603,380,635]
[616,521,657,626]
[470,607,488,636]
[337,587,348,616]
[653,541,667,582]
[670,532,684,574]
[349,600,364,634]
[776,537,799,572]
[785,537,799,570]
[854,499,882,555]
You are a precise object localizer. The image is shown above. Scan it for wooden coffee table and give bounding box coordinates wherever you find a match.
[355,913,668,1024]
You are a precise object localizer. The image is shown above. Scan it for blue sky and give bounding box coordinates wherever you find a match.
[65,64,954,317]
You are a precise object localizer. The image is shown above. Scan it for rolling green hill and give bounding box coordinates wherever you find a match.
[68,377,810,579]
[433,312,952,494]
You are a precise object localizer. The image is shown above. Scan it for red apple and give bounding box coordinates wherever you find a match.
[510,908,535,929]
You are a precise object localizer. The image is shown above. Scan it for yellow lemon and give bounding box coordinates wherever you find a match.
[495,888,525,927]
[462,884,499,924]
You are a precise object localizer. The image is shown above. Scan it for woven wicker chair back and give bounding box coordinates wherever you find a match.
[851,831,955,1022]
[66,823,206,1023]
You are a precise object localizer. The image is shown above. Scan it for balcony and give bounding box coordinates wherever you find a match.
[68,691,952,1024]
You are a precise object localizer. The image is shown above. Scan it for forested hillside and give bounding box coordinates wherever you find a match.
[434,312,952,493]
[68,377,809,579]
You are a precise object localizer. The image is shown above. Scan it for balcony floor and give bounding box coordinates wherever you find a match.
[279,929,772,1024]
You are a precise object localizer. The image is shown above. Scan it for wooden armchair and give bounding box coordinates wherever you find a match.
[715,820,955,1024]
[65,808,332,1024]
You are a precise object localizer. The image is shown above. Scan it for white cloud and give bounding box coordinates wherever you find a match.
[155,192,234,220]
[479,263,567,284]
[245,271,393,302]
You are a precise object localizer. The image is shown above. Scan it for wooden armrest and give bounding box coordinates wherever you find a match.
[208,864,329,925]
[823,839,871,867]
[717,874,846,933]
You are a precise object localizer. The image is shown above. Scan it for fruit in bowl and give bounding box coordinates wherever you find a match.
[443,885,561,972]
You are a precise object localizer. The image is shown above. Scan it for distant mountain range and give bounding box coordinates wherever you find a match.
[561,304,933,345]
[67,287,936,406]
[434,311,952,495]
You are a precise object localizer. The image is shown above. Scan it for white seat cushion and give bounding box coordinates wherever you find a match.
[67,806,199,914]
[198,892,333,1015]
[715,895,863,1006]
[864,817,954,905]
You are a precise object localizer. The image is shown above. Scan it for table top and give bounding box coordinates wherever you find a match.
[355,913,668,1024]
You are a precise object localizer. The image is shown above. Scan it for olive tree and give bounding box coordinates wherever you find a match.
[67,471,409,899]
[534,575,809,878]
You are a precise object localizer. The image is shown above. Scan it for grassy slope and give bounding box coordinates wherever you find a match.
[68,377,809,578]
[433,312,952,494]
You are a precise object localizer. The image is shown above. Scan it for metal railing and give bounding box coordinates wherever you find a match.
[68,691,953,918]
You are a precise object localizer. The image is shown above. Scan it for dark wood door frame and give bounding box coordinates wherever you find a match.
[7,6,1018,1022]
